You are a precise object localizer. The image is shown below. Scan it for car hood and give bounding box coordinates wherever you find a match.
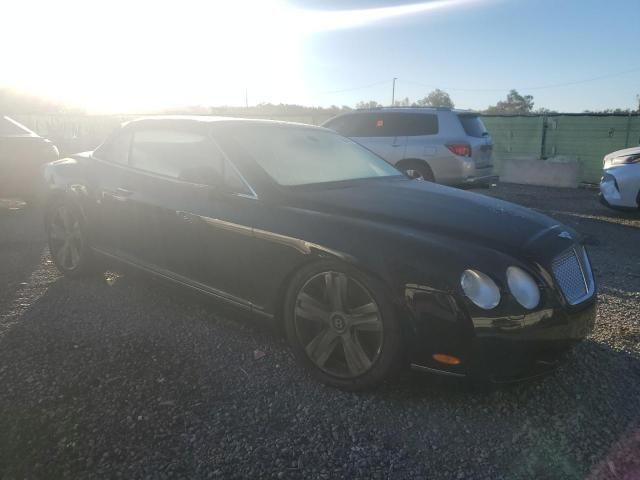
[605,146,640,161]
[289,179,563,252]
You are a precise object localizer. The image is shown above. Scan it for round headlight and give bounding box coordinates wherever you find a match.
[506,266,540,309]
[460,270,500,309]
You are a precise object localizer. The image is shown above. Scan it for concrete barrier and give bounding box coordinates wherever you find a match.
[500,157,580,188]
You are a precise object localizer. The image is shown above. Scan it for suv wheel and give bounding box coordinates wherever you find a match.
[400,161,434,182]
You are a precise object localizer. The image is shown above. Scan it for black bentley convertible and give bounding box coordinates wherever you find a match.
[43,116,596,389]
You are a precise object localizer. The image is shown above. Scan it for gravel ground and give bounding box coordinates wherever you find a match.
[0,185,639,479]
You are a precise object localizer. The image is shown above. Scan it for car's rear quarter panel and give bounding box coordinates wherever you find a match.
[1,137,58,198]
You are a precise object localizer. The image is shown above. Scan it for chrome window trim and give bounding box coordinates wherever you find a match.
[209,135,259,200]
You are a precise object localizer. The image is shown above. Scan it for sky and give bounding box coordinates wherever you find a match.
[1,0,638,113]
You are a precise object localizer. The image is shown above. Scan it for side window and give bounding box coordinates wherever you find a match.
[224,159,254,196]
[457,115,487,138]
[325,114,391,138]
[332,112,439,138]
[324,116,359,137]
[374,113,401,137]
[397,113,439,136]
[95,131,132,165]
[130,129,223,183]
[354,114,384,137]
[349,113,404,137]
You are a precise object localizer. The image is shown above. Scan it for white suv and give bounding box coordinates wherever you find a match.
[323,107,495,185]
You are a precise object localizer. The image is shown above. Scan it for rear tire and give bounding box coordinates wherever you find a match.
[399,160,435,182]
[284,260,403,390]
[45,197,99,278]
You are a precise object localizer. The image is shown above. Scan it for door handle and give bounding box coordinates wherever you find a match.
[177,211,192,221]
[115,187,133,196]
[103,187,133,202]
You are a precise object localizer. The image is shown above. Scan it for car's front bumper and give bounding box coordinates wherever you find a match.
[405,286,597,383]
[600,169,640,209]
[469,299,596,382]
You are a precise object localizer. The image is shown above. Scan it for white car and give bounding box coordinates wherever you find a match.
[600,146,640,211]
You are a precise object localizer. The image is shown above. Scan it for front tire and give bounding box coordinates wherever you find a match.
[284,260,403,390]
[45,198,98,277]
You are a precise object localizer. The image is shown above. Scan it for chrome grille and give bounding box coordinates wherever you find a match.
[551,246,594,305]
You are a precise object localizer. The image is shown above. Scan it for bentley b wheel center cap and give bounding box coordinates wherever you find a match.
[330,313,348,333]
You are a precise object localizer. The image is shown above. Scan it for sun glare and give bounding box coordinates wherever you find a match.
[0,0,480,112]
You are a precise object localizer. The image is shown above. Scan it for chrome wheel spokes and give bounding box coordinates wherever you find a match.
[294,271,384,378]
[305,328,340,368]
[405,169,424,181]
[324,271,347,312]
[48,205,83,270]
[342,333,372,375]
[295,292,331,325]
[349,302,383,332]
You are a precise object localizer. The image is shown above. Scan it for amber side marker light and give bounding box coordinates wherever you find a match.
[432,354,462,365]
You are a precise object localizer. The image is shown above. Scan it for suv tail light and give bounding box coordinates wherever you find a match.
[447,144,471,157]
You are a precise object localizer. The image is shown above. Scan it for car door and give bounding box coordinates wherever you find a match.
[326,113,406,165]
[400,112,443,176]
[124,125,259,306]
[91,128,139,256]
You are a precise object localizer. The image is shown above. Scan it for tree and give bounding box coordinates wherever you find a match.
[485,89,534,114]
[356,100,382,109]
[535,107,557,114]
[0,88,82,114]
[393,97,411,107]
[416,89,454,108]
[582,108,636,114]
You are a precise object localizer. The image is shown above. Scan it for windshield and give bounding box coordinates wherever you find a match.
[220,125,402,186]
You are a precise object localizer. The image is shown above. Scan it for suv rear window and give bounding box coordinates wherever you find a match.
[327,112,438,137]
[458,114,487,138]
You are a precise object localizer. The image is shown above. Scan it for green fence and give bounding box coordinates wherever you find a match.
[13,112,640,185]
[12,113,325,158]
[482,114,640,184]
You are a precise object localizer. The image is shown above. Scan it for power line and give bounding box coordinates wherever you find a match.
[304,66,640,99]
[402,67,640,93]
[316,79,390,95]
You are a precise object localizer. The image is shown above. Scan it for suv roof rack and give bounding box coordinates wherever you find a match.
[355,106,452,112]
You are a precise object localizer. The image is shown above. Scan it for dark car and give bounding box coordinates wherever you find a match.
[0,115,59,201]
[42,116,596,390]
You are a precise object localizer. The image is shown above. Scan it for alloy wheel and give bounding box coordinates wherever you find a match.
[293,271,384,378]
[48,205,83,271]
[404,169,425,181]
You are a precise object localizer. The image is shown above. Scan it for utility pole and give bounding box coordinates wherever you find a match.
[245,88,249,109]
[391,77,397,106]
